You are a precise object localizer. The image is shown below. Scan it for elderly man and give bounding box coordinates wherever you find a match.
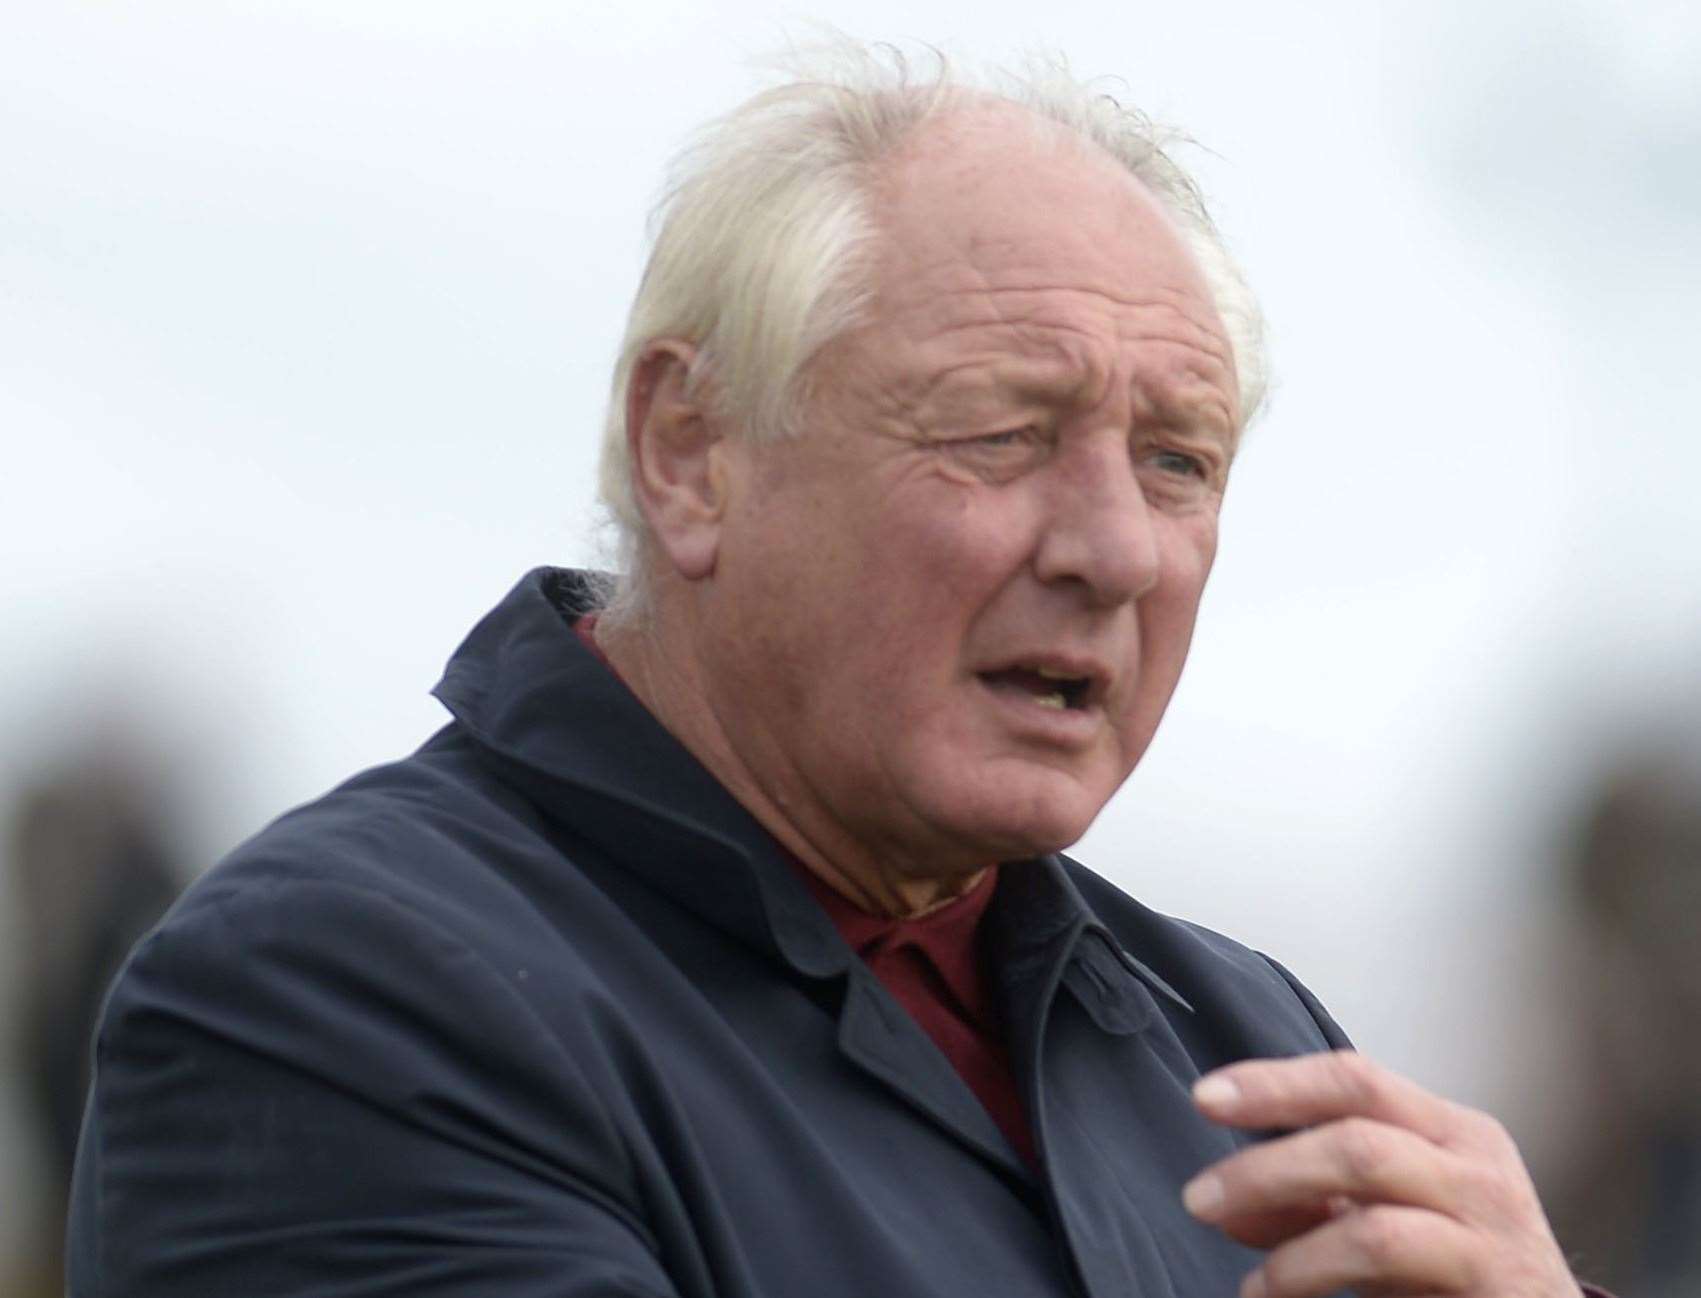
[69,47,1593,1298]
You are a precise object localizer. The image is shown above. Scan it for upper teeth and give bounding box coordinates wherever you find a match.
[1035,667,1077,681]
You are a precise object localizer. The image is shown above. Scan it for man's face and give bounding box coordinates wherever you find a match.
[698,113,1240,882]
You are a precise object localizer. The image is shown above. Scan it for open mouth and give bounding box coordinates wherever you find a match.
[978,665,1096,712]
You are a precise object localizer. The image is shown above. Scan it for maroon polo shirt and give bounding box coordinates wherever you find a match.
[573,615,1038,1170]
[786,860,1037,1171]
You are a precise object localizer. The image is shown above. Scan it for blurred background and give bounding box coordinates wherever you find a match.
[3,1,1698,1293]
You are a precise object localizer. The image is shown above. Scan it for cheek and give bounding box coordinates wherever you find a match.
[878,489,1031,599]
[836,505,1027,724]
[877,506,1020,660]
[1122,524,1217,711]
[1155,513,1218,609]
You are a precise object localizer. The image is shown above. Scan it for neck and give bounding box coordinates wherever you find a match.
[594,601,987,919]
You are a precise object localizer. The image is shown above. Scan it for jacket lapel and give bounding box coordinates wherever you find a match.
[834,970,1033,1182]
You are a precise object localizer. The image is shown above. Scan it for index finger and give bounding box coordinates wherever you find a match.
[1193,1051,1466,1148]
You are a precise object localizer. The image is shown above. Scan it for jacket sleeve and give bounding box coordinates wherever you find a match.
[67,873,682,1298]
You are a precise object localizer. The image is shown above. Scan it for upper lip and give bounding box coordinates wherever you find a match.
[975,651,1114,709]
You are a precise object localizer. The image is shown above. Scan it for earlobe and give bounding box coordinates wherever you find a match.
[625,341,729,582]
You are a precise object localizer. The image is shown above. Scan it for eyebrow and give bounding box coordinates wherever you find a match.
[1140,383,1237,440]
[929,358,1236,442]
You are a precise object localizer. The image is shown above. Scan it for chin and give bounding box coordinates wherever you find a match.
[924,765,1111,863]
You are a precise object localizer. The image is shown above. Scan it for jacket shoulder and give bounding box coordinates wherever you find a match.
[94,730,641,1135]
[72,820,661,1297]
[174,730,584,961]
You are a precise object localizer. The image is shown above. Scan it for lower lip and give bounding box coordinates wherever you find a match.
[976,677,1102,746]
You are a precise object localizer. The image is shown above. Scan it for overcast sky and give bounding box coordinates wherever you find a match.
[3,0,1698,1264]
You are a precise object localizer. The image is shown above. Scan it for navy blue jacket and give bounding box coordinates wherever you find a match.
[68,568,1349,1298]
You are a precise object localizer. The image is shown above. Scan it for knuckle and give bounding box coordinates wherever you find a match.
[1454,1153,1504,1202]
[1327,1049,1380,1106]
[1472,1110,1515,1151]
[1450,1103,1516,1154]
[1460,1148,1538,1219]
[1338,1117,1392,1184]
[1351,1206,1409,1267]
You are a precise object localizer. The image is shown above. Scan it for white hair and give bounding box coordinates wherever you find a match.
[595,39,1268,627]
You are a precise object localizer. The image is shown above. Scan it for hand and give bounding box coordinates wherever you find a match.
[1182,1050,1581,1298]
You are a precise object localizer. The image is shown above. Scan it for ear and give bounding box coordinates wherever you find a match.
[625,341,732,582]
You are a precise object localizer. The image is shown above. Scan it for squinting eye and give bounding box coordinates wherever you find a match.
[946,426,1043,459]
[938,425,1048,482]
[1150,449,1207,479]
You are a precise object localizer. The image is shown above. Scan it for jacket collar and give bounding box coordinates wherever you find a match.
[990,848,1193,1032]
[433,567,1191,1026]
[434,568,853,979]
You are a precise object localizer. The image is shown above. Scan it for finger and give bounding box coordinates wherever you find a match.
[1243,1204,1477,1298]
[1194,1050,1466,1147]
[1197,1204,1334,1252]
[1185,1117,1471,1241]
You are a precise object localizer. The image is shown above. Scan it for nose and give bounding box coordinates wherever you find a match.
[1032,439,1161,606]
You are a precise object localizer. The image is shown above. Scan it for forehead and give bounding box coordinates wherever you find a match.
[878,110,1190,270]
[860,112,1239,431]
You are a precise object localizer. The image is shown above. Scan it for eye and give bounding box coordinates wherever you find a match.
[1147,449,1208,479]
[971,427,1034,449]
[938,425,1049,481]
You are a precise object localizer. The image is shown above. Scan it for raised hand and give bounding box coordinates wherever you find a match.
[1183,1050,1582,1298]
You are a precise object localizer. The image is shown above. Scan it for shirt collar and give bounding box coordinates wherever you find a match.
[792,858,1001,1023]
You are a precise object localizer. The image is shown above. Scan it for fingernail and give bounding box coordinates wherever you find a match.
[1240,1269,1266,1298]
[1182,1172,1223,1219]
[1193,1074,1239,1109]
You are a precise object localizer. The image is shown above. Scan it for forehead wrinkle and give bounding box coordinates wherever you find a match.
[891,288,1235,429]
[894,324,1115,418]
[1124,319,1236,398]
[909,348,1102,416]
[1141,382,1236,443]
[896,280,1231,365]
[1130,357,1239,446]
